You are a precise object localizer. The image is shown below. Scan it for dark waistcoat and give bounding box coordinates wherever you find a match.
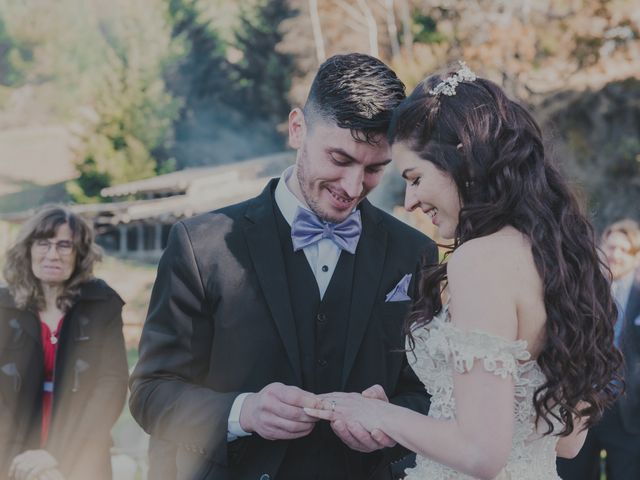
[274,207,359,480]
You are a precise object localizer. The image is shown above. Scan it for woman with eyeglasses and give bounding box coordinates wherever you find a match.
[0,205,128,480]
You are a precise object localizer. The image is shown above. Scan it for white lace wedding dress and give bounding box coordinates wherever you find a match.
[404,306,563,480]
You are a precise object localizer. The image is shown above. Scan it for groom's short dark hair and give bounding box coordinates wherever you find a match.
[303,53,406,144]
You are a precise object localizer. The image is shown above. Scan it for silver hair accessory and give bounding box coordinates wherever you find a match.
[429,61,477,97]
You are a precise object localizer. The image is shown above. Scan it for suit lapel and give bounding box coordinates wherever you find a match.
[243,180,303,385]
[341,200,387,388]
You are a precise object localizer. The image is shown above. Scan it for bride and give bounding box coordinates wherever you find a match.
[305,63,622,479]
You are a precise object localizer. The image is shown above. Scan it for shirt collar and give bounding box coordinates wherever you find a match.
[274,165,361,227]
[274,166,311,227]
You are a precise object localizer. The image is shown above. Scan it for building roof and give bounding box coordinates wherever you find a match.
[101,152,294,198]
[0,152,295,225]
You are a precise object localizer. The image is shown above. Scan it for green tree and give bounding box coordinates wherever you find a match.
[232,0,296,124]
[166,0,231,103]
[0,0,115,119]
[162,0,289,168]
[161,0,236,167]
[0,14,32,86]
[67,0,181,202]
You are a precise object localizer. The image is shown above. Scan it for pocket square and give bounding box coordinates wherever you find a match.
[385,273,412,302]
[634,315,640,326]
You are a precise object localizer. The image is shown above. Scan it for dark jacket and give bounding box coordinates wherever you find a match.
[129,180,436,480]
[618,267,640,434]
[0,278,129,480]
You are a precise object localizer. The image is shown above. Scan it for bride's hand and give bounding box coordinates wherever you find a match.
[306,392,395,452]
[305,392,390,436]
[360,385,397,447]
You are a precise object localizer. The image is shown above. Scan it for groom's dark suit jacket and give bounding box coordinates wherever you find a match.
[129,179,436,480]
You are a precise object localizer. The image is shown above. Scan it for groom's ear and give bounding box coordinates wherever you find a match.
[288,108,306,149]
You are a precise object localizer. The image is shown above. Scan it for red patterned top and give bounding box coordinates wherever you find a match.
[39,315,64,446]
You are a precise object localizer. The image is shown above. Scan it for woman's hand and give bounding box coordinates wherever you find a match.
[305,391,391,434]
[8,450,62,480]
[305,386,397,452]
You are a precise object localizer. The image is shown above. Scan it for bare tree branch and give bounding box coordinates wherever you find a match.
[383,0,400,57]
[308,0,326,63]
[335,0,367,26]
[357,0,379,57]
[397,0,412,54]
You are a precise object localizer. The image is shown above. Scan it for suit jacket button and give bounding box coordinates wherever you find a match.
[318,358,328,367]
[316,313,326,323]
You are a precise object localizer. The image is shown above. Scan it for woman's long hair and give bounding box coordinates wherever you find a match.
[388,67,623,435]
[3,204,102,312]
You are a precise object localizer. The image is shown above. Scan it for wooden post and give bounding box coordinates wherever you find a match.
[119,224,128,256]
[136,223,144,252]
[154,223,162,252]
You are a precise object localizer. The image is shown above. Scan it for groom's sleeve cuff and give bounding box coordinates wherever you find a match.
[227,392,253,441]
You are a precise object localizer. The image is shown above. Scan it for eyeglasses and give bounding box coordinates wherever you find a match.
[602,243,634,256]
[32,239,74,256]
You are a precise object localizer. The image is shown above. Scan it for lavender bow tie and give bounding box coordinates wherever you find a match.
[291,207,362,254]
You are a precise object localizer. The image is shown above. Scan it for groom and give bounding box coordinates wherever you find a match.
[129,53,437,480]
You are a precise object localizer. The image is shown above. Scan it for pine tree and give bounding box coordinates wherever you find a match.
[232,0,296,124]
[164,0,241,167]
[165,0,231,104]
[162,0,291,167]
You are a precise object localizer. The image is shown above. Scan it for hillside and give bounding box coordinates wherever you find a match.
[0,125,74,211]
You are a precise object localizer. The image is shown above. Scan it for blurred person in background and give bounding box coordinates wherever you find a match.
[0,205,128,480]
[558,218,640,480]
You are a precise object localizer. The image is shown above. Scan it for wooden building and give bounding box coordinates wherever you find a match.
[0,152,294,262]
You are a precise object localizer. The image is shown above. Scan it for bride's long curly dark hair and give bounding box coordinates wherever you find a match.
[388,65,622,436]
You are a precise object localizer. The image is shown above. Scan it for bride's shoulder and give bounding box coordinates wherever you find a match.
[447,229,524,338]
[449,227,530,273]
[448,227,532,300]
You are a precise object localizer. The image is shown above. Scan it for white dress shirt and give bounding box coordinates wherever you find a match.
[274,166,343,299]
[227,167,345,440]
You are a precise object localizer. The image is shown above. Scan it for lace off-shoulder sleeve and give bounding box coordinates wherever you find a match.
[441,323,532,379]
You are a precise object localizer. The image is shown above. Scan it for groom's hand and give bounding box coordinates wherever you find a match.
[239,382,320,441]
[328,385,397,453]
